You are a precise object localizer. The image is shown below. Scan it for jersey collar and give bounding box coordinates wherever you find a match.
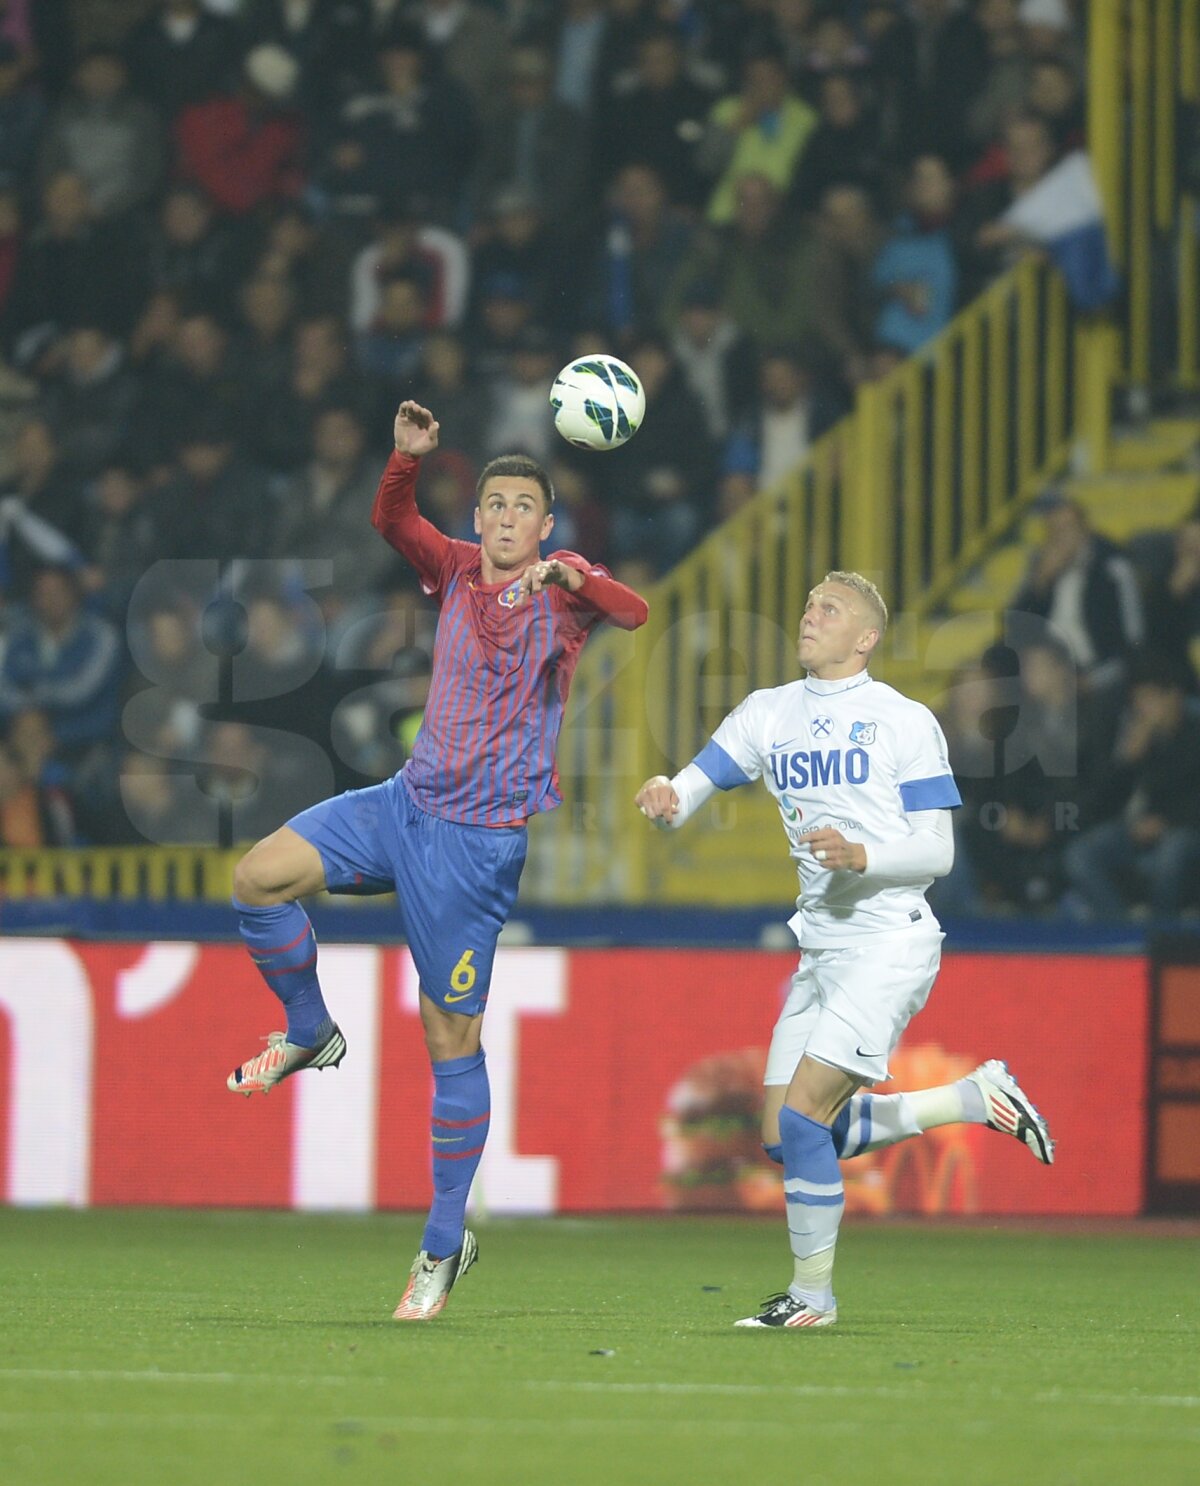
[804,670,872,696]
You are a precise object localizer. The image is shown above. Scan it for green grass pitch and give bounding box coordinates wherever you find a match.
[0,1210,1196,1486]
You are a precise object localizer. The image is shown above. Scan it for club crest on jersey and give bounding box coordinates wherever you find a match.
[811,716,833,737]
[498,580,521,609]
[849,721,876,745]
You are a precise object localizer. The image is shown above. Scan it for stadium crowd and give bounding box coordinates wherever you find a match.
[0,0,1196,917]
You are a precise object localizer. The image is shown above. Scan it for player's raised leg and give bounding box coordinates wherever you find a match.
[738,1054,858,1329]
[227,825,345,1094]
[228,782,399,1094]
[761,1059,1055,1166]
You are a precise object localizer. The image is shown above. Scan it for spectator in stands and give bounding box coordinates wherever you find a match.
[239,0,370,116]
[723,348,840,491]
[811,181,885,390]
[1027,55,1084,151]
[1019,0,1077,60]
[273,403,400,603]
[175,44,305,218]
[789,72,884,213]
[0,566,123,750]
[124,0,238,120]
[249,201,353,318]
[607,335,714,570]
[0,739,73,845]
[872,154,959,355]
[144,184,237,313]
[698,46,816,225]
[134,311,241,466]
[1143,511,1200,683]
[328,583,432,786]
[196,717,329,846]
[349,196,470,335]
[0,187,20,336]
[963,113,1057,298]
[1,417,80,542]
[244,313,370,473]
[0,37,45,184]
[1064,652,1200,919]
[473,44,589,230]
[965,0,1030,154]
[154,415,272,560]
[412,0,511,126]
[469,270,538,384]
[233,274,295,403]
[7,172,143,360]
[862,1,920,156]
[481,323,559,464]
[469,186,566,334]
[669,278,758,445]
[72,453,155,608]
[605,24,716,210]
[1010,493,1145,687]
[340,26,478,224]
[668,173,825,355]
[910,0,991,168]
[37,324,140,482]
[410,330,481,466]
[114,750,210,846]
[353,269,428,382]
[37,49,164,221]
[585,163,695,345]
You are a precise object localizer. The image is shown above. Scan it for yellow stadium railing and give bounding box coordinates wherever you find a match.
[0,847,240,903]
[1090,0,1200,387]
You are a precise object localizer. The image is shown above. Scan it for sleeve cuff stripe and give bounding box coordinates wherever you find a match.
[694,740,752,791]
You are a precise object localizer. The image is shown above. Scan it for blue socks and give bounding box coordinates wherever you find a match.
[780,1103,844,1311]
[234,897,333,1049]
[422,1050,490,1259]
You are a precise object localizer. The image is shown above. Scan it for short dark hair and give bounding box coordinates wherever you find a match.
[476,454,554,509]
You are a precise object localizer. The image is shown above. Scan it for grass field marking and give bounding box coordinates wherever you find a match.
[527,1380,918,1401]
[3,1372,1198,1413]
[529,1381,1200,1410]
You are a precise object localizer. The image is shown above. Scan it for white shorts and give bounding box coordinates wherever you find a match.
[763,930,944,1087]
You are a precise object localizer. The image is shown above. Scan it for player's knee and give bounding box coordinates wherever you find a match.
[421,1003,482,1062]
[232,843,291,905]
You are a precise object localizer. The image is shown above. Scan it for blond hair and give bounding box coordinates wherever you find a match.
[821,571,889,634]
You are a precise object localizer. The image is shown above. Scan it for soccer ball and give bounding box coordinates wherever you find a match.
[550,354,645,451]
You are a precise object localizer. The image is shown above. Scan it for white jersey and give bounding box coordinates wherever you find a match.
[697,671,960,947]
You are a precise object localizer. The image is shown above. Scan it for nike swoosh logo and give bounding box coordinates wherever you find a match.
[444,990,475,1004]
[855,1046,886,1059]
[770,738,798,750]
[431,1135,464,1145]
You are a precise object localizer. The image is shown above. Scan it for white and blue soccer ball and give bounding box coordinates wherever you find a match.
[550,353,645,451]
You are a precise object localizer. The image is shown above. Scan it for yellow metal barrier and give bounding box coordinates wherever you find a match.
[1091,0,1200,387]
[0,847,241,903]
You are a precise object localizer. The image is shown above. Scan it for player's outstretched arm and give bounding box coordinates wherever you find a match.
[371,402,455,590]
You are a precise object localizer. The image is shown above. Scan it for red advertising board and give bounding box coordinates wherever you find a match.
[0,941,1148,1216]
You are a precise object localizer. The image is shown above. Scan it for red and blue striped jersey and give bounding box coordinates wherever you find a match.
[371,452,648,825]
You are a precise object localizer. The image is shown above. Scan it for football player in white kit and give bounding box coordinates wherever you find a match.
[636,572,1054,1329]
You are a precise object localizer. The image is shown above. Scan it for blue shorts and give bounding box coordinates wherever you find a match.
[288,775,528,1016]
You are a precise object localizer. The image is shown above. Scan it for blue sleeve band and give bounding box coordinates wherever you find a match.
[694,739,752,791]
[899,774,962,811]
